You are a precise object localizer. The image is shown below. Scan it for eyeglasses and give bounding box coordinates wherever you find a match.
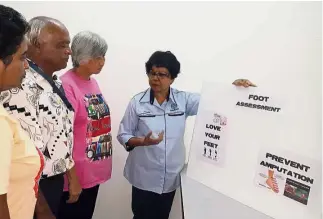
[148,71,170,79]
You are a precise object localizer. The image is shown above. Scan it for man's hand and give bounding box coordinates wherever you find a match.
[232,79,256,87]
[0,194,10,219]
[34,189,55,219]
[36,212,56,219]
[66,167,82,204]
[142,131,164,146]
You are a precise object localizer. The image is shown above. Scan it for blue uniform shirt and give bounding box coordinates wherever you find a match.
[117,88,200,194]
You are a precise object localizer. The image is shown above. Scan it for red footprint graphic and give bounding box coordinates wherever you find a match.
[266,170,279,193]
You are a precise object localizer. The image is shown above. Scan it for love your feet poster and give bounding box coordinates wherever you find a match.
[195,109,228,166]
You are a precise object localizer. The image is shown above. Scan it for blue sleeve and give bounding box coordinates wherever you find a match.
[117,98,139,148]
[185,92,201,116]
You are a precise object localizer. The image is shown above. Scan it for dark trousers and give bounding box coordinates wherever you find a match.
[132,186,176,219]
[34,174,64,218]
[58,185,100,219]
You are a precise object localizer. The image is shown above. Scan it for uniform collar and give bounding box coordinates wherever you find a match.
[139,87,177,105]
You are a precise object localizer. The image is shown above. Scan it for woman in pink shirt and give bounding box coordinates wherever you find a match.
[58,31,112,219]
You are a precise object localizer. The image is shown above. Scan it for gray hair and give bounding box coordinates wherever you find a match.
[71,31,108,67]
[26,16,65,46]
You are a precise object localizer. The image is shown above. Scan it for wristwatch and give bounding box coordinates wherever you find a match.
[125,143,134,152]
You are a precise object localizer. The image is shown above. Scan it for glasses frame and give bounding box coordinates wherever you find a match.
[147,71,170,80]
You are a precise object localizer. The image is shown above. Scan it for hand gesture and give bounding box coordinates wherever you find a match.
[66,177,82,204]
[232,79,256,87]
[142,131,164,146]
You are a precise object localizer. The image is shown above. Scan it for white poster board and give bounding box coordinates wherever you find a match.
[186,82,321,219]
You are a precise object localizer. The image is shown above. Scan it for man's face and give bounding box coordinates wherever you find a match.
[0,38,29,91]
[38,24,71,72]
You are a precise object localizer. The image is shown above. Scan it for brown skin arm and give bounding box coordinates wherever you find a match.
[127,137,145,147]
[65,166,82,204]
[34,189,55,218]
[0,194,10,219]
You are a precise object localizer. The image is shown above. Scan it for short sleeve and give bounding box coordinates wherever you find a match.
[61,83,79,114]
[185,92,201,116]
[0,117,13,195]
[117,99,139,148]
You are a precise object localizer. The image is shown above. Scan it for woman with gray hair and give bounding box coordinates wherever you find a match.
[58,31,112,219]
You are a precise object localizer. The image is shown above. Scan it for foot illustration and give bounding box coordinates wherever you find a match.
[266,170,279,193]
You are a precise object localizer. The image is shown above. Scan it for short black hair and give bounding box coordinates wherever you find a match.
[0,5,29,65]
[145,51,181,79]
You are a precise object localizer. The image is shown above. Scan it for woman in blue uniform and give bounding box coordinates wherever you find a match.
[117,50,255,219]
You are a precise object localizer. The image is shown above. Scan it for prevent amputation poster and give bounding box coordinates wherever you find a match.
[186,82,322,219]
[255,148,320,206]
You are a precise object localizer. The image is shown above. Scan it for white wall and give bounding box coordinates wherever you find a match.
[2,1,321,219]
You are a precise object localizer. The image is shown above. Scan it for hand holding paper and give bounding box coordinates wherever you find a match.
[143,131,164,146]
[232,79,256,87]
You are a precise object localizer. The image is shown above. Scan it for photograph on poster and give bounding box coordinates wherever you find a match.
[255,150,317,206]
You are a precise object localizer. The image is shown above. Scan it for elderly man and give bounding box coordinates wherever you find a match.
[0,16,81,218]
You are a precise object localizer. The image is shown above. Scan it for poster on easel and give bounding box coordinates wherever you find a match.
[186,81,322,219]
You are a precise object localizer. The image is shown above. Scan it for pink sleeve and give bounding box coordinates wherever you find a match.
[93,78,101,92]
[62,82,79,113]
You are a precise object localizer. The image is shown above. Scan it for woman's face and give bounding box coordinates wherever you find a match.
[0,38,29,91]
[148,66,174,94]
[85,56,105,75]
